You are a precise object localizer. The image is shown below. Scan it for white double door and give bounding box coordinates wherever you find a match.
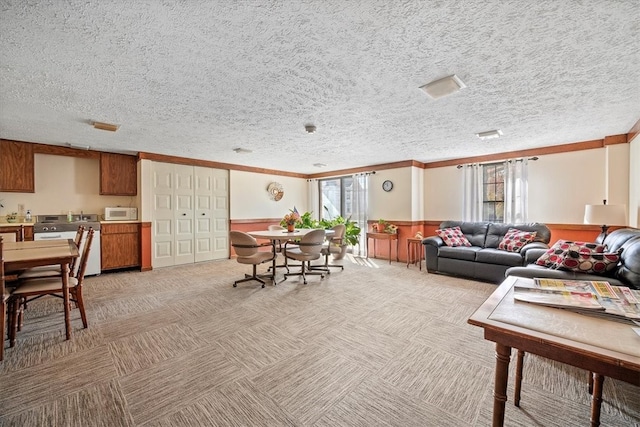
[152,162,229,267]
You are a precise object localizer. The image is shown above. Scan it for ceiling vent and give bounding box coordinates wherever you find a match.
[476,129,503,140]
[92,121,119,132]
[419,75,466,99]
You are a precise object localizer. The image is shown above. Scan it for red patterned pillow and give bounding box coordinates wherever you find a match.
[557,250,622,274]
[436,226,471,247]
[498,228,537,252]
[535,240,605,268]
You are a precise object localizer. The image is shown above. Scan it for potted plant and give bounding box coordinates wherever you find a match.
[318,215,361,260]
[377,219,387,232]
[6,212,18,223]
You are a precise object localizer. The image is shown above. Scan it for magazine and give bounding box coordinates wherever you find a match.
[513,278,640,323]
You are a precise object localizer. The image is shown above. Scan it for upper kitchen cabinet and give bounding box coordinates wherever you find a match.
[0,140,35,192]
[100,152,138,196]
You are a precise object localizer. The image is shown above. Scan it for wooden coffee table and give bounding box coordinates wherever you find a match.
[468,276,640,427]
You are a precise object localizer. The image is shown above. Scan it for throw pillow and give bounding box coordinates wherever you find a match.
[535,240,605,268]
[436,226,472,247]
[498,228,537,252]
[557,249,622,274]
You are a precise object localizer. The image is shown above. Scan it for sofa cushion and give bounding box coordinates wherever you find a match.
[498,228,537,253]
[439,221,489,247]
[557,250,621,274]
[485,223,550,248]
[438,245,479,261]
[436,226,471,247]
[476,248,525,267]
[535,240,605,268]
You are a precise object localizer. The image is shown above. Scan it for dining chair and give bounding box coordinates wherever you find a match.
[312,224,346,274]
[8,229,95,345]
[0,224,25,243]
[18,225,86,280]
[281,229,326,284]
[1,237,7,361]
[230,230,275,288]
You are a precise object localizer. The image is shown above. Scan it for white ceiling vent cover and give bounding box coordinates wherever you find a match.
[420,75,466,99]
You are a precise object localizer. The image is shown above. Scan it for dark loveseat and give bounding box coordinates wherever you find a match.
[506,228,640,290]
[422,221,551,283]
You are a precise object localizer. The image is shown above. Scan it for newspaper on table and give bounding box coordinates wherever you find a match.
[513,278,640,324]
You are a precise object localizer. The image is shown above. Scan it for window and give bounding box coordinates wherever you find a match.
[319,177,353,219]
[482,162,505,222]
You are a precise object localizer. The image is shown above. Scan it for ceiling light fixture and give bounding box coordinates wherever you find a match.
[92,121,119,132]
[419,74,466,99]
[233,147,253,154]
[476,129,503,140]
[313,163,327,168]
[305,124,316,134]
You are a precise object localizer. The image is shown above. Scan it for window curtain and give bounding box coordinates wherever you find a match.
[462,163,483,221]
[351,173,369,257]
[504,158,529,223]
[307,179,320,221]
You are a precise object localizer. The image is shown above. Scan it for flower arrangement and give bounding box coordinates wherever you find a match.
[375,219,397,233]
[281,207,300,226]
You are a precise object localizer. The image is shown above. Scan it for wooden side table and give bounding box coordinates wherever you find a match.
[406,238,423,270]
[366,232,399,264]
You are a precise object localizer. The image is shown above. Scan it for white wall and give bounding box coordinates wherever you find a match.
[229,170,308,220]
[424,166,462,221]
[629,133,640,227]
[528,149,605,223]
[0,153,134,219]
[368,167,413,221]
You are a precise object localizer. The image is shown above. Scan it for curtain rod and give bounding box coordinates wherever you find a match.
[456,156,538,169]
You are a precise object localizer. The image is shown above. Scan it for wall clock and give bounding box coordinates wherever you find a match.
[267,182,284,201]
[382,180,393,192]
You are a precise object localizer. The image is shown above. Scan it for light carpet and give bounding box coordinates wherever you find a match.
[1,255,639,426]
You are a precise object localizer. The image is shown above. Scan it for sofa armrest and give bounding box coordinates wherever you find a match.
[520,242,549,265]
[422,236,443,272]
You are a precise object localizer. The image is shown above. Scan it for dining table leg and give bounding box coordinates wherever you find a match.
[61,262,71,340]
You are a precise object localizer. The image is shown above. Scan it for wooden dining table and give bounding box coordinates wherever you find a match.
[4,239,79,340]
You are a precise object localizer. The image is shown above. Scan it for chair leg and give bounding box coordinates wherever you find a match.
[74,288,88,329]
[9,297,18,347]
[233,265,267,288]
[1,297,5,361]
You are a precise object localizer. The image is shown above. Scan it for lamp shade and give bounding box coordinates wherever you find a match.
[583,204,627,226]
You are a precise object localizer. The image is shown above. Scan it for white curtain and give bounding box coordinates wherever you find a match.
[462,163,483,221]
[504,158,529,223]
[307,179,320,221]
[351,173,369,256]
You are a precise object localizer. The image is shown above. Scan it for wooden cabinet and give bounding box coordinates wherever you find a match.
[100,152,137,195]
[101,223,140,270]
[0,140,34,192]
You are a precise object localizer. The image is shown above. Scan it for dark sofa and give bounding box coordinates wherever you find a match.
[506,228,640,289]
[422,221,551,283]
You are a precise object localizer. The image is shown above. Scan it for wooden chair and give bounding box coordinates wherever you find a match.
[18,225,86,280]
[1,237,7,361]
[8,229,94,345]
[282,229,326,284]
[230,231,275,288]
[0,224,25,243]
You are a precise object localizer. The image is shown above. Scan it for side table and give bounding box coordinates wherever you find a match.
[366,232,399,264]
[406,238,423,270]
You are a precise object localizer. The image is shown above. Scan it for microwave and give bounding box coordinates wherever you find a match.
[104,207,138,221]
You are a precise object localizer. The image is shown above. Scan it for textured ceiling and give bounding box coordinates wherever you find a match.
[1,1,639,174]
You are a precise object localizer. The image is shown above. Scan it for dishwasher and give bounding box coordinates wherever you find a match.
[33,214,101,276]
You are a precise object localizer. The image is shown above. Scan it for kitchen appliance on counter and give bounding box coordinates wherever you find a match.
[104,207,137,221]
[34,214,101,276]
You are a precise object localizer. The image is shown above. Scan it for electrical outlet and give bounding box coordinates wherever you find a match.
[18,203,24,214]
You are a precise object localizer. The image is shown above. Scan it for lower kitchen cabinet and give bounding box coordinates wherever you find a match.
[101,223,140,271]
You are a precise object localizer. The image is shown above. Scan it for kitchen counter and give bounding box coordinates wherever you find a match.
[0,222,34,227]
[100,220,141,224]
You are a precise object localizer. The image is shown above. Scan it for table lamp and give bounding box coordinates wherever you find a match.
[583,200,627,242]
